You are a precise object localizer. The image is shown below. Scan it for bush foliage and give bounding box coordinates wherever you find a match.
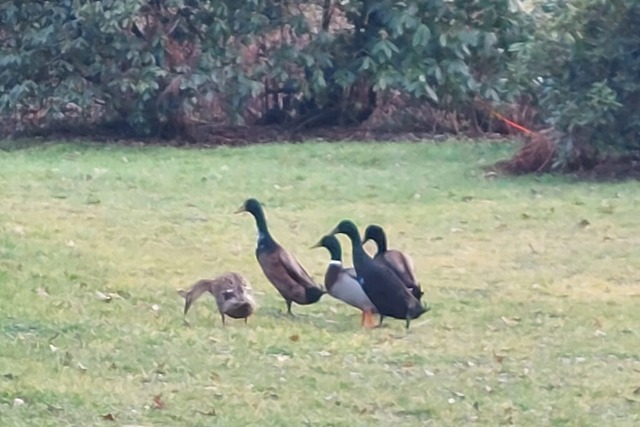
[508,0,640,162]
[3,0,639,164]
[0,0,528,137]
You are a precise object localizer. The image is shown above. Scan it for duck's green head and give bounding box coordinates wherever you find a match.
[363,224,387,253]
[235,198,263,216]
[311,234,342,262]
[330,220,361,243]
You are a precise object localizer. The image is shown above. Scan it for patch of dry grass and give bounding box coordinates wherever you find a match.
[0,140,639,426]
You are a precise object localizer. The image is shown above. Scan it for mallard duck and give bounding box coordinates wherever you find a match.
[330,219,428,329]
[312,235,377,328]
[236,198,325,315]
[363,224,424,301]
[178,272,256,325]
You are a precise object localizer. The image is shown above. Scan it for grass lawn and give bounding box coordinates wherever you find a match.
[0,139,639,426]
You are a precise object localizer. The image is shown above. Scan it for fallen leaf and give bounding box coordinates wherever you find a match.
[578,219,590,228]
[633,386,640,395]
[101,413,116,421]
[473,401,480,411]
[95,291,112,302]
[13,398,25,407]
[289,334,299,342]
[500,316,519,327]
[593,318,602,329]
[493,351,506,364]
[152,394,165,410]
[598,201,614,214]
[36,287,49,297]
[521,213,531,219]
[77,362,87,372]
[195,409,217,416]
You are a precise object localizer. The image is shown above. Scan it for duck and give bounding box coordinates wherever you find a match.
[312,235,378,328]
[363,224,424,301]
[330,219,429,329]
[236,198,325,315]
[178,272,256,325]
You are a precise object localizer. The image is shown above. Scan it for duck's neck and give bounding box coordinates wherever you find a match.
[326,244,343,264]
[346,232,369,269]
[251,207,276,252]
[375,233,388,256]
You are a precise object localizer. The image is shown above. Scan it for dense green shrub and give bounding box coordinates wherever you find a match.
[508,0,640,164]
[0,0,529,136]
[0,1,271,136]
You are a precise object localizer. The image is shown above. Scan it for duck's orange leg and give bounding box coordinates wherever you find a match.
[362,310,376,329]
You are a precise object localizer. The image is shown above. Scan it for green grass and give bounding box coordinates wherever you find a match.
[0,140,639,426]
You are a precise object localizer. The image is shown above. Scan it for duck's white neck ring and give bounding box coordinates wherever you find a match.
[329,260,342,266]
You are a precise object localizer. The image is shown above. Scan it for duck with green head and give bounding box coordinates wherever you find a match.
[363,224,423,301]
[312,235,377,328]
[330,219,428,329]
[236,198,325,315]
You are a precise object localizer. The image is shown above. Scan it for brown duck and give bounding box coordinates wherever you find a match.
[178,272,256,325]
[363,224,424,301]
[236,198,325,315]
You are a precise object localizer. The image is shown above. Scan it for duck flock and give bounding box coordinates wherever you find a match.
[179,198,430,329]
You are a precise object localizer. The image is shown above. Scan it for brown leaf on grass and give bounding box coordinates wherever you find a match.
[152,394,165,410]
[195,409,217,416]
[593,318,602,329]
[633,386,640,395]
[101,413,116,421]
[500,316,519,327]
[289,334,300,342]
[578,219,590,228]
[493,351,507,364]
